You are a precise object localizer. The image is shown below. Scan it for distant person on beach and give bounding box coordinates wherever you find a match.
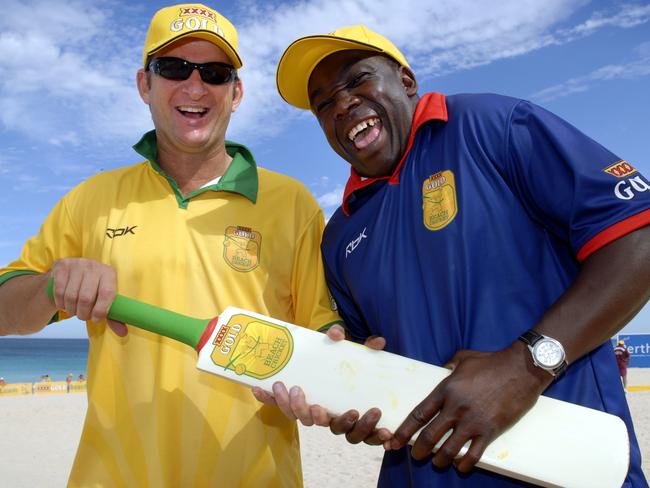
[0,377,6,388]
[257,25,650,487]
[0,3,340,487]
[615,340,631,390]
[77,374,85,382]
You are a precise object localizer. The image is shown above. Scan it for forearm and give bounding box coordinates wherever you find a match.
[531,225,650,364]
[389,227,649,470]
[0,273,56,335]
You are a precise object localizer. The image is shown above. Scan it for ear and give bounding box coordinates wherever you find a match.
[399,66,418,97]
[136,68,151,104]
[231,78,244,112]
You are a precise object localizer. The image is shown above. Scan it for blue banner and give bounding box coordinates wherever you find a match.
[612,334,650,368]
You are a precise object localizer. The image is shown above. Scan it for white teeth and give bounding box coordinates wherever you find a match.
[347,118,379,141]
[179,106,207,113]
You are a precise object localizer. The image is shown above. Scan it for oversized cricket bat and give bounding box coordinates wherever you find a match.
[48,282,629,487]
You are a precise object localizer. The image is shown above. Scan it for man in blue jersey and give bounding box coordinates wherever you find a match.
[256,25,650,487]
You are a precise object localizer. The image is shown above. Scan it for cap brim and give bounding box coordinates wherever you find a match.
[145,31,243,69]
[276,35,383,110]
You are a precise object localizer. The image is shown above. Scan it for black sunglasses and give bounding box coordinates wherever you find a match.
[147,57,236,85]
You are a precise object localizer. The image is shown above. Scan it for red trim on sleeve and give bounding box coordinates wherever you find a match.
[341,92,448,216]
[196,316,220,353]
[577,209,650,262]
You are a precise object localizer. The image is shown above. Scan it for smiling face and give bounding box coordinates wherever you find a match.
[136,37,243,159]
[308,50,418,178]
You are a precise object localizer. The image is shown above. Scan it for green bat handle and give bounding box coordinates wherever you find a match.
[46,277,209,350]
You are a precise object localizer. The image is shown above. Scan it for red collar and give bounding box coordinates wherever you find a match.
[341,92,448,216]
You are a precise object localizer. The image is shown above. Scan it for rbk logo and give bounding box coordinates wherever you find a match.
[106,226,138,239]
[346,228,367,258]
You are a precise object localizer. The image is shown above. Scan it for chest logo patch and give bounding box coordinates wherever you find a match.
[422,170,458,231]
[223,226,261,272]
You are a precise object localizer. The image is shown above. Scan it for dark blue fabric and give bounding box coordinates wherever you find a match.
[322,93,649,487]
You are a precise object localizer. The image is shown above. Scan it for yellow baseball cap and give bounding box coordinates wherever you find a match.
[143,3,242,68]
[276,25,410,110]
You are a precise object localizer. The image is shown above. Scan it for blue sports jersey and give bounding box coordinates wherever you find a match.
[322,93,650,487]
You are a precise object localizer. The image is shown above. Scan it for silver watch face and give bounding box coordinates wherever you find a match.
[533,338,565,368]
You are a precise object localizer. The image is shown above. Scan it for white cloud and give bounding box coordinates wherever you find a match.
[0,157,10,175]
[634,40,650,57]
[228,0,650,138]
[0,240,22,249]
[0,0,151,145]
[531,51,650,102]
[570,3,650,34]
[13,179,74,193]
[226,0,588,136]
[49,132,81,147]
[317,186,345,209]
[12,173,39,191]
[50,163,99,176]
[2,0,649,153]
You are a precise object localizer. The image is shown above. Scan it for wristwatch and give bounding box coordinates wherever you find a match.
[518,330,567,377]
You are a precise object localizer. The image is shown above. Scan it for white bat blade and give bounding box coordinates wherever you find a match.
[196,307,629,488]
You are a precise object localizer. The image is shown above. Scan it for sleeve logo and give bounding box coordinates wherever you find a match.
[614,175,650,201]
[422,170,458,231]
[603,160,637,178]
[603,161,649,200]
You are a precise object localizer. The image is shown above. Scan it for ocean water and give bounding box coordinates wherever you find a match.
[0,338,88,384]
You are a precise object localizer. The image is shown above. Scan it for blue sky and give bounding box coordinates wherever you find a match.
[1,0,649,338]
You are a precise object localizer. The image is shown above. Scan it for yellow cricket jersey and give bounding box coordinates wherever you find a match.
[0,131,342,487]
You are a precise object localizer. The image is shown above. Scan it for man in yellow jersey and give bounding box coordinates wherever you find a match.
[0,4,341,487]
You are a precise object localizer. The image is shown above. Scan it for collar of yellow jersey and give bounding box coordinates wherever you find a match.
[133,130,258,204]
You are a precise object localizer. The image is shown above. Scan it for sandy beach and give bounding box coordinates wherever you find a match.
[1,369,648,487]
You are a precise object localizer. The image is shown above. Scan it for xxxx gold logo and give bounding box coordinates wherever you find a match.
[603,160,637,178]
[179,7,217,21]
[171,7,225,38]
[210,314,294,379]
[422,170,458,231]
[223,226,261,272]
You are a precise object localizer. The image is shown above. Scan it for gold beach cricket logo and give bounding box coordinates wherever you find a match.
[210,314,294,379]
[422,170,458,231]
[223,226,261,272]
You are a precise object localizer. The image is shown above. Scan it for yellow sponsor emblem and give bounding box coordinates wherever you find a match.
[211,314,294,379]
[603,160,637,178]
[223,226,261,272]
[422,170,458,231]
